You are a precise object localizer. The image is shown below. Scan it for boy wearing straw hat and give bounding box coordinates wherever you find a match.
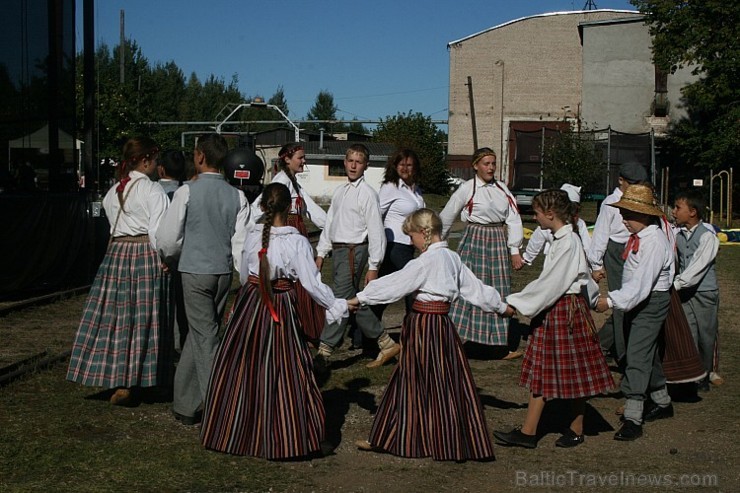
[595,183,674,441]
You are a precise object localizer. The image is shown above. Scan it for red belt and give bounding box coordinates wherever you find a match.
[411,300,451,314]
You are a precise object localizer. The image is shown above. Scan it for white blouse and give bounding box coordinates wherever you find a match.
[251,171,327,229]
[609,224,675,312]
[241,225,348,325]
[439,176,523,254]
[356,241,508,314]
[523,218,591,265]
[378,179,425,245]
[102,170,168,250]
[587,187,629,270]
[508,225,594,318]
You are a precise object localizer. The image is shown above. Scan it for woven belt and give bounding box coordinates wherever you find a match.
[247,275,293,292]
[468,222,504,228]
[112,235,149,243]
[332,241,368,280]
[412,300,451,314]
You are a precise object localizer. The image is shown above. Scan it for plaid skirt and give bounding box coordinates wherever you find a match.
[287,213,325,341]
[450,223,510,345]
[200,280,324,459]
[520,294,614,399]
[66,240,171,389]
[368,301,494,461]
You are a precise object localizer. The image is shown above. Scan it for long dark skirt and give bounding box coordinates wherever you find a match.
[287,213,325,341]
[200,281,324,459]
[520,294,614,399]
[368,302,494,461]
[66,239,171,388]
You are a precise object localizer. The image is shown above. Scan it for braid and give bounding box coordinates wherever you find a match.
[257,182,292,308]
[259,208,274,303]
[569,202,580,236]
[532,189,573,227]
[422,227,432,253]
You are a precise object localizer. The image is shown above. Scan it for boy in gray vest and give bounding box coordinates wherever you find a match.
[672,189,721,392]
[157,133,243,425]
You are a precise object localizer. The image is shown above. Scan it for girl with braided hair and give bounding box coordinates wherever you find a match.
[67,136,170,406]
[494,190,613,449]
[439,147,524,358]
[348,209,513,461]
[200,183,347,459]
[252,143,328,341]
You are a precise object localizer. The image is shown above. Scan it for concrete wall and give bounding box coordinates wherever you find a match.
[447,10,640,182]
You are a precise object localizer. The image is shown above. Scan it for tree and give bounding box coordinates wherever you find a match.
[305,90,339,133]
[268,85,289,117]
[630,0,739,171]
[541,128,604,195]
[373,111,449,195]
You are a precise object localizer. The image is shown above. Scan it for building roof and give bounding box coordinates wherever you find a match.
[447,9,639,47]
[302,141,396,160]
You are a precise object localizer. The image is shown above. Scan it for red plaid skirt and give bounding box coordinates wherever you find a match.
[520,294,614,399]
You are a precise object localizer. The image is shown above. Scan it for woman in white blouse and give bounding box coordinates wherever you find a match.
[439,147,524,356]
[67,137,170,407]
[376,149,425,315]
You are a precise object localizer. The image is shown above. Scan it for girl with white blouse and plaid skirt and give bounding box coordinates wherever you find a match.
[439,148,524,357]
[494,190,613,449]
[200,183,347,459]
[349,208,513,461]
[67,137,170,406]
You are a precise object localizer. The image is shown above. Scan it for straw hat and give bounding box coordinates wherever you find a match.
[609,184,664,216]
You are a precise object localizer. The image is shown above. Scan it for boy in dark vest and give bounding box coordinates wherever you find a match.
[157,133,244,425]
[672,189,721,391]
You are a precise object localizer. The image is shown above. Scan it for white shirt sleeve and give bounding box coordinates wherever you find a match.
[609,239,664,312]
[523,227,548,265]
[302,190,327,229]
[291,236,348,324]
[439,182,468,239]
[458,263,508,314]
[673,232,719,291]
[587,202,613,270]
[363,186,387,270]
[315,196,336,259]
[156,184,189,267]
[146,183,169,250]
[231,192,252,273]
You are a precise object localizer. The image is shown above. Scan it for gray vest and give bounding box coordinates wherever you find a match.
[676,223,717,292]
[179,174,241,275]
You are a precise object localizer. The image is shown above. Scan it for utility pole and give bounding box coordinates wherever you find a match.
[583,0,598,9]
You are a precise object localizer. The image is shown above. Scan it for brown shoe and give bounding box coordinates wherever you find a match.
[110,388,132,406]
[355,440,373,451]
[366,343,400,368]
[710,372,724,386]
[502,350,523,361]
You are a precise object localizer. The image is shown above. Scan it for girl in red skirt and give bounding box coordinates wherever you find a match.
[252,143,328,341]
[494,189,613,449]
[200,183,346,459]
[348,208,514,461]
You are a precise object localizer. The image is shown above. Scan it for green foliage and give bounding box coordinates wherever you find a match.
[630,0,739,171]
[305,90,339,133]
[542,127,604,194]
[373,111,449,195]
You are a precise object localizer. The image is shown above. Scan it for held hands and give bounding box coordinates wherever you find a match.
[595,296,610,313]
[502,304,516,318]
[347,297,361,313]
[592,269,606,282]
[511,254,524,271]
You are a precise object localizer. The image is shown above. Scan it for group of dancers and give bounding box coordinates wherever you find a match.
[66,135,721,461]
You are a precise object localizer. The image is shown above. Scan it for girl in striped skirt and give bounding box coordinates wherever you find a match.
[67,137,170,406]
[252,144,328,342]
[349,209,514,461]
[200,183,347,459]
[494,190,614,449]
[439,148,524,358]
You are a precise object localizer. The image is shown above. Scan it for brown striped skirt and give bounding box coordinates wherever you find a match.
[286,213,325,341]
[200,279,324,459]
[367,300,494,461]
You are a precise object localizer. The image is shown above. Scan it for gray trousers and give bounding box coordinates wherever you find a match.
[173,272,232,417]
[320,244,383,348]
[598,239,626,362]
[680,289,719,374]
[621,290,671,403]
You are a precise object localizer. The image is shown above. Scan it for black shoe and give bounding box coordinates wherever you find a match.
[614,420,642,441]
[555,429,585,448]
[173,410,201,426]
[643,402,674,422]
[697,377,711,393]
[493,428,538,449]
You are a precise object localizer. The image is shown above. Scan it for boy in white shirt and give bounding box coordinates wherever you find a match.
[672,189,721,391]
[595,184,674,441]
[315,144,397,369]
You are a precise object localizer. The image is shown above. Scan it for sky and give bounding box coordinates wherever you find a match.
[75,0,638,127]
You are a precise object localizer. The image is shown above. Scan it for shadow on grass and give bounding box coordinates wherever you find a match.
[322,377,376,451]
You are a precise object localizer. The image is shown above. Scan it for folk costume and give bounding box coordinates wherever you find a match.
[67,171,171,390]
[439,176,523,345]
[200,225,346,459]
[355,241,507,461]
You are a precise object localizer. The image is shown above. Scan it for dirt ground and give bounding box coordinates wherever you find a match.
[1,249,739,492]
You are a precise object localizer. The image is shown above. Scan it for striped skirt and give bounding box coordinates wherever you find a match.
[66,239,171,389]
[200,279,324,459]
[287,213,325,341]
[368,300,495,461]
[520,294,614,399]
[450,223,510,345]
